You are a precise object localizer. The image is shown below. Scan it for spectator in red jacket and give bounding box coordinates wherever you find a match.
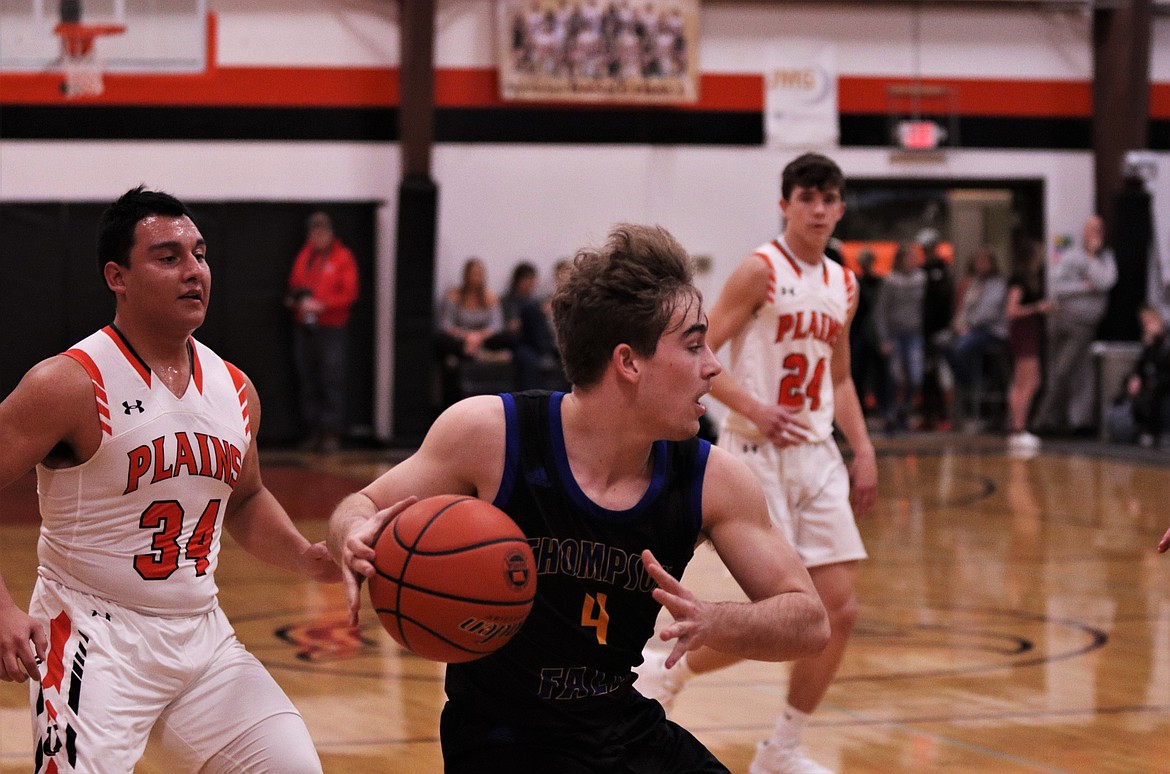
[286,211,359,453]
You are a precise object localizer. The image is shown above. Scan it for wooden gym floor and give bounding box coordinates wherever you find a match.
[2,434,1170,773]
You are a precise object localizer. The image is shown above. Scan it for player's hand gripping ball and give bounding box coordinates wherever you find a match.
[368,495,536,662]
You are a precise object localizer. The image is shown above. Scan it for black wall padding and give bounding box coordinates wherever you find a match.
[392,175,439,445]
[1100,178,1153,342]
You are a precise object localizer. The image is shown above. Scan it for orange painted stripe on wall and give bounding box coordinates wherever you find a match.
[838,75,1093,117]
[0,67,400,106]
[0,67,760,109]
[5,65,1169,119]
[1152,83,1170,118]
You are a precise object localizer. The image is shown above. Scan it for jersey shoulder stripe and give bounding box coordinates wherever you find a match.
[752,249,778,304]
[62,348,112,435]
[222,359,252,441]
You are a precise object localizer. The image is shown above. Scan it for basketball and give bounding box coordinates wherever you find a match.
[368,494,536,663]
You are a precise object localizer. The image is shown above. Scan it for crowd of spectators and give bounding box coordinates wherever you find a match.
[434,257,568,408]
[436,213,1166,456]
[849,213,1165,454]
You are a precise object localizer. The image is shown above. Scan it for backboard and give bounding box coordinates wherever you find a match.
[0,0,208,74]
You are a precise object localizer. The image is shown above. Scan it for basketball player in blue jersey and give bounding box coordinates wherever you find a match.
[0,186,340,773]
[328,223,830,773]
[636,153,877,774]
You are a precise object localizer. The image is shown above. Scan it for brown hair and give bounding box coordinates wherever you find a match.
[781,152,845,200]
[457,257,489,309]
[551,223,698,389]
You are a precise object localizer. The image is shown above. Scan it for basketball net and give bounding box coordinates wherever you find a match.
[54,23,125,98]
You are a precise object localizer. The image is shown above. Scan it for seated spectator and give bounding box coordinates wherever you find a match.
[1005,240,1052,453]
[500,261,539,348]
[945,246,1009,428]
[875,243,925,434]
[435,257,509,406]
[1104,306,1170,446]
[511,258,570,391]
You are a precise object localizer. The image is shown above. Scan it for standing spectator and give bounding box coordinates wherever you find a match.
[876,243,926,434]
[850,248,888,426]
[286,211,360,454]
[1034,215,1118,435]
[945,246,1009,430]
[1005,241,1052,453]
[435,257,508,406]
[919,230,955,429]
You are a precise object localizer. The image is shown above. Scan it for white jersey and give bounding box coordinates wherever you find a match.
[722,236,857,444]
[36,326,251,617]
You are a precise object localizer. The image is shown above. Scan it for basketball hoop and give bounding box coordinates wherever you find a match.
[53,22,125,98]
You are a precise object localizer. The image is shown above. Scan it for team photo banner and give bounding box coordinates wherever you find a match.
[496,0,700,104]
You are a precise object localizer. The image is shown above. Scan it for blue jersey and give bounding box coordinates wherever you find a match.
[444,391,709,730]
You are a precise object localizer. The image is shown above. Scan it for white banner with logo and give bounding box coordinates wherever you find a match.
[764,44,838,147]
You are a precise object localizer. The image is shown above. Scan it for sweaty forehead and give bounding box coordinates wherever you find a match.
[135,215,203,247]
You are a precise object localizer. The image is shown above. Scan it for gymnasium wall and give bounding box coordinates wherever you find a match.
[2,0,1168,439]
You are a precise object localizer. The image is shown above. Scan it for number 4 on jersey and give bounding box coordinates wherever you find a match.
[581,592,610,645]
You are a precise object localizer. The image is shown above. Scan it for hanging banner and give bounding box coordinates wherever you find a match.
[765,44,838,147]
[496,0,700,104]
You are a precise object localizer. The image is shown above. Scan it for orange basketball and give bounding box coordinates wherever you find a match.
[368,495,536,663]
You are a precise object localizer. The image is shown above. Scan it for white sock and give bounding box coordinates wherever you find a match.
[770,703,811,745]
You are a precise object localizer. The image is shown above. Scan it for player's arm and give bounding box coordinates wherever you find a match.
[707,254,813,446]
[0,357,98,683]
[221,375,342,584]
[645,446,829,667]
[326,395,506,622]
[830,285,878,518]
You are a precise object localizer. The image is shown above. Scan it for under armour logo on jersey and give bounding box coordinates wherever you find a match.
[123,400,144,414]
[742,443,759,454]
[777,287,796,296]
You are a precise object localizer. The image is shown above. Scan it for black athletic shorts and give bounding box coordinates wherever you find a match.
[440,696,730,774]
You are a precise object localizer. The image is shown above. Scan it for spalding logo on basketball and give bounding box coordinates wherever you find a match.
[368,494,536,663]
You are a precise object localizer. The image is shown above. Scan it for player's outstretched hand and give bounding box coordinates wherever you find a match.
[341,496,418,626]
[642,549,707,669]
[301,541,344,584]
[0,604,46,684]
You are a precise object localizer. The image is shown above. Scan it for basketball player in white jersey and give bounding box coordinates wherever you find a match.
[636,153,878,774]
[0,186,340,773]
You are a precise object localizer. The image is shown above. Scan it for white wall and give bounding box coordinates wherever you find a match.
[2,1,1152,284]
[2,0,1167,435]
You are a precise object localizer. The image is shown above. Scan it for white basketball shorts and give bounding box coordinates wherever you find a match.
[28,577,310,774]
[719,429,867,568]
